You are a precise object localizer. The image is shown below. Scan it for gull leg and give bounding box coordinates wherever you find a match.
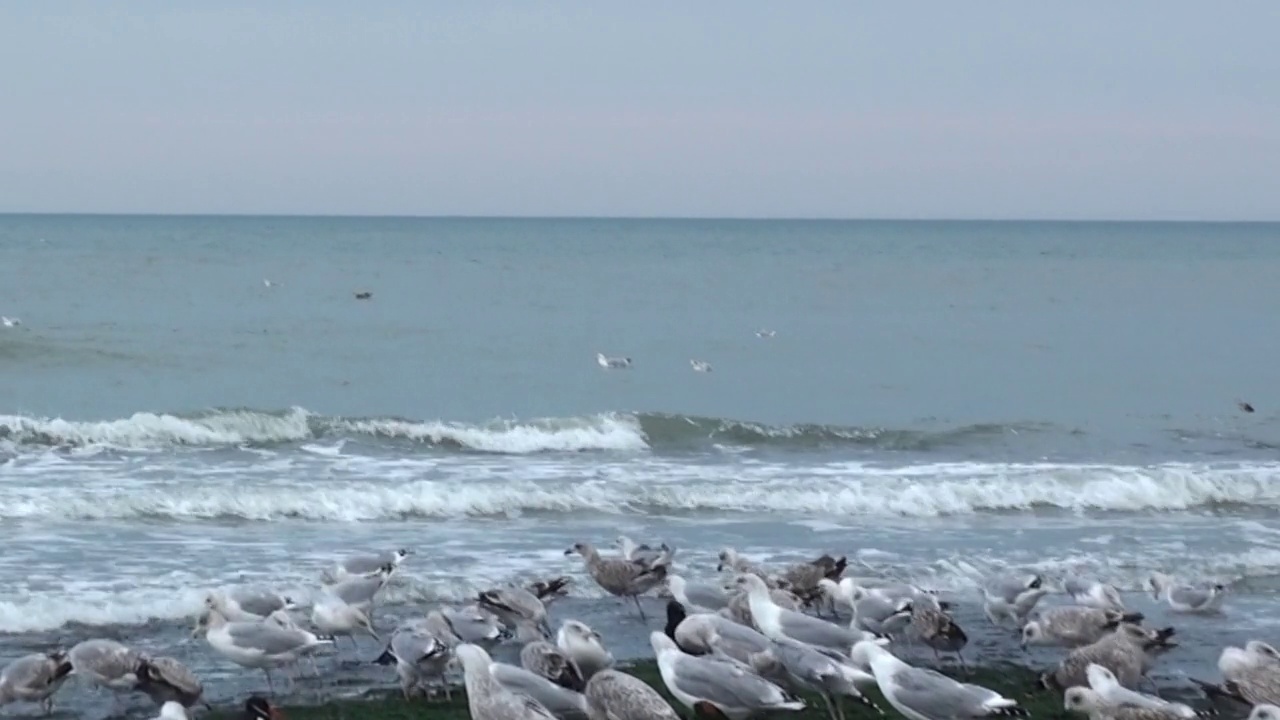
[819,692,840,720]
[631,595,647,620]
[263,668,275,694]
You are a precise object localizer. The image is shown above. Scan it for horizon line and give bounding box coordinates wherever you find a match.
[1,211,1278,224]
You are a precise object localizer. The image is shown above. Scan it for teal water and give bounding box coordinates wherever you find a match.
[1,215,1279,713]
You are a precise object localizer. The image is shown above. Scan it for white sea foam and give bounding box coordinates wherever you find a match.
[1,458,1277,521]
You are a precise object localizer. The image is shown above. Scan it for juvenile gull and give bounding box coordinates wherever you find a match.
[491,662,591,720]
[193,607,334,692]
[455,643,558,720]
[583,669,681,720]
[1021,606,1145,649]
[1191,641,1280,707]
[521,640,586,691]
[528,576,573,603]
[1086,663,1213,719]
[1148,573,1228,614]
[651,631,806,720]
[1064,686,1199,720]
[907,602,969,667]
[321,548,412,584]
[137,656,205,709]
[556,620,614,680]
[737,574,880,655]
[667,575,732,613]
[374,625,452,699]
[851,640,1029,720]
[0,650,73,714]
[565,541,672,619]
[1065,576,1126,611]
[1041,624,1177,692]
[596,353,632,369]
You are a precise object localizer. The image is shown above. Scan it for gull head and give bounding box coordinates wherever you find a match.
[649,630,678,655]
[1063,687,1103,715]
[1020,621,1048,650]
[1250,706,1280,720]
[847,639,885,669]
[453,643,492,673]
[715,547,738,572]
[734,573,769,596]
[191,611,211,639]
[1246,641,1280,661]
[244,696,284,720]
[395,548,414,561]
[564,542,591,557]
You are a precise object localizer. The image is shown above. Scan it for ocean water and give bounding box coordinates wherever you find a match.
[2,215,1280,714]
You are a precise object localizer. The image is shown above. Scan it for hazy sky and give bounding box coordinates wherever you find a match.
[2,2,1277,219]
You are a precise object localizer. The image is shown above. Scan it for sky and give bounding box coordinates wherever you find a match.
[1,2,1278,220]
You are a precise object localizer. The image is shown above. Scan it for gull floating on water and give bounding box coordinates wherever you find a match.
[596,352,632,369]
[1,316,20,327]
[756,329,775,338]
[1148,573,1227,614]
[690,359,713,373]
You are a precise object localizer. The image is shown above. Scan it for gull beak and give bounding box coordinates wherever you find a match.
[563,548,574,556]
[715,563,725,571]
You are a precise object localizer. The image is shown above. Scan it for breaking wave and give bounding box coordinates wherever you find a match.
[0,407,1042,454]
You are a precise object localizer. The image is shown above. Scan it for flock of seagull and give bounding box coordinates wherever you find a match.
[0,537,1276,720]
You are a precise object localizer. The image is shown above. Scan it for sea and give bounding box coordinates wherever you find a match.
[2,215,1279,716]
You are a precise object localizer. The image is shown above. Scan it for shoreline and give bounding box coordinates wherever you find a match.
[200,658,1077,720]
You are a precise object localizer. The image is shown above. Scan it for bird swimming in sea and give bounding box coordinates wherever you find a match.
[690,359,713,373]
[596,353,633,369]
[755,329,775,338]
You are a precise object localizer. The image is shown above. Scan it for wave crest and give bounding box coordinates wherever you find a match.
[0,407,1041,454]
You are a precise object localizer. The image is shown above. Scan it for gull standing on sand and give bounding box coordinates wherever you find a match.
[737,574,879,655]
[1086,663,1211,719]
[1148,573,1228,614]
[690,359,713,373]
[850,640,1029,720]
[596,353,632,369]
[556,620,614,680]
[565,541,673,619]
[455,644,558,720]
[193,607,334,692]
[0,650,72,714]
[651,631,806,720]
[583,669,681,720]
[1021,606,1144,649]
[375,626,452,700]
[1065,576,1126,611]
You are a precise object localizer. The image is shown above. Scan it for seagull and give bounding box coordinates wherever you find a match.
[690,359,713,373]
[756,329,775,338]
[596,353,632,369]
[262,279,274,288]
[1,317,20,327]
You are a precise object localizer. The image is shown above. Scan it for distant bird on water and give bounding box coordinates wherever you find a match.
[690,359,712,373]
[596,353,632,369]
[1,316,20,327]
[1239,400,1255,414]
[755,329,775,338]
[354,291,372,300]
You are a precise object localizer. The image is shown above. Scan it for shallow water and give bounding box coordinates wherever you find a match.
[1,216,1278,716]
